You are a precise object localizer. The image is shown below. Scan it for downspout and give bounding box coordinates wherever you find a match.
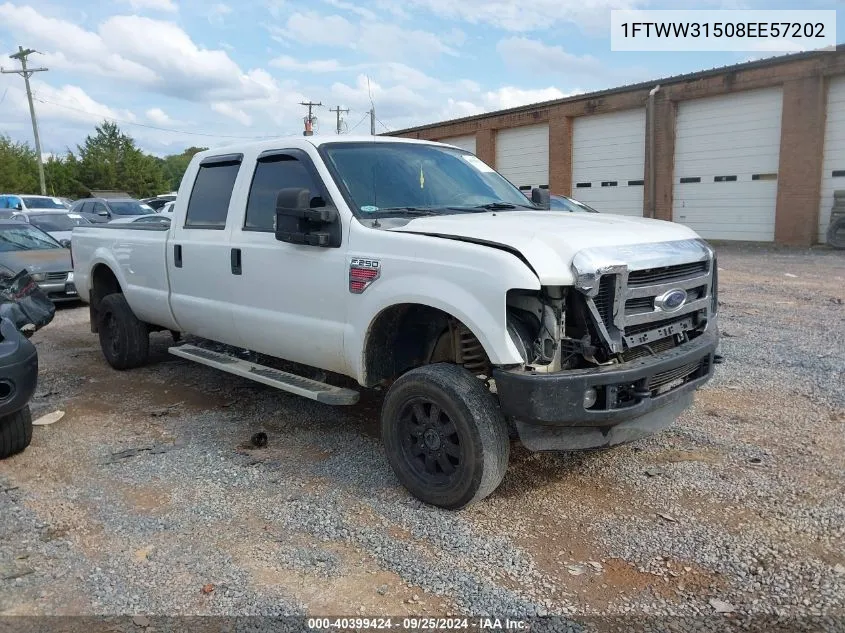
[647,84,661,219]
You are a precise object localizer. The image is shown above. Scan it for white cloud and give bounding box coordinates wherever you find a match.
[272,11,457,62]
[396,0,645,32]
[207,2,232,25]
[10,81,137,126]
[482,86,576,110]
[211,102,252,126]
[0,4,275,103]
[121,0,178,12]
[497,37,603,75]
[321,0,378,21]
[270,55,358,73]
[146,107,173,125]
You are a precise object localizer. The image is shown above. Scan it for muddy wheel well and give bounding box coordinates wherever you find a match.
[89,264,122,333]
[362,304,490,387]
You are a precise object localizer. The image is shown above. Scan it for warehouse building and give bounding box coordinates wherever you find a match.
[390,46,845,246]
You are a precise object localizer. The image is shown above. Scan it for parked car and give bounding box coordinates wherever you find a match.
[9,210,91,242]
[0,221,77,302]
[72,136,719,510]
[0,316,38,458]
[140,194,177,212]
[109,214,171,226]
[550,194,599,213]
[69,198,154,224]
[159,201,175,215]
[0,194,69,218]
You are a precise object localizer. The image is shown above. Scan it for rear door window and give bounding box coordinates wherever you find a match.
[185,154,242,229]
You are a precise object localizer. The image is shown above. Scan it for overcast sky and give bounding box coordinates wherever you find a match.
[0,0,840,156]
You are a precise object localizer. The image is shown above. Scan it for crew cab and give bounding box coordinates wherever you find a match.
[71,136,720,509]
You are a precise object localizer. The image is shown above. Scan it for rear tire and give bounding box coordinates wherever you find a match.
[98,293,149,370]
[827,215,845,249]
[0,406,32,459]
[381,363,509,509]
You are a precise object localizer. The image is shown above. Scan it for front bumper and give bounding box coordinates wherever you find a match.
[0,318,38,418]
[493,328,718,450]
[38,278,78,302]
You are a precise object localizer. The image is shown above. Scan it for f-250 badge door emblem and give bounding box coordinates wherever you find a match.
[349,258,381,294]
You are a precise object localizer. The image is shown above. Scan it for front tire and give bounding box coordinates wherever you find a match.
[98,293,149,370]
[0,406,32,459]
[381,363,509,509]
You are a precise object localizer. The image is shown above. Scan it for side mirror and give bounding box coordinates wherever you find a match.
[59,239,72,249]
[13,202,22,211]
[274,187,340,248]
[97,209,110,217]
[531,187,550,210]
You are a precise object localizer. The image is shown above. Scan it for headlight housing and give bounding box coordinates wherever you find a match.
[30,272,46,282]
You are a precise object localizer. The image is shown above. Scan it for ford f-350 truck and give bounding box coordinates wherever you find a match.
[71,136,719,509]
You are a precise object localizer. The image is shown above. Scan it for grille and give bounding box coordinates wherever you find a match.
[628,261,708,286]
[622,336,676,362]
[45,272,68,281]
[593,275,615,323]
[648,359,702,390]
[625,296,653,312]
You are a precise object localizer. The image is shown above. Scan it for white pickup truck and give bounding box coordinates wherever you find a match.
[71,136,720,509]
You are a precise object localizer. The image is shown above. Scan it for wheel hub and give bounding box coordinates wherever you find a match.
[423,428,441,451]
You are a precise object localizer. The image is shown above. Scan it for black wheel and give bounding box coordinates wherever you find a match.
[98,293,149,370]
[0,406,32,459]
[827,215,845,249]
[381,363,509,509]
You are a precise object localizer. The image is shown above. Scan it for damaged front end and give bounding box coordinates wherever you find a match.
[496,238,720,451]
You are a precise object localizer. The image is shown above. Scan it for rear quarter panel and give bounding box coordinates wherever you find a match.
[72,225,178,330]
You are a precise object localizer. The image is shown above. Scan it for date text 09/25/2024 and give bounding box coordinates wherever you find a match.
[307,618,529,630]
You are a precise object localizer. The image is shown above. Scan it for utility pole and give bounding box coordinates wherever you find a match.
[329,106,349,135]
[2,46,48,195]
[299,100,322,136]
[369,108,376,136]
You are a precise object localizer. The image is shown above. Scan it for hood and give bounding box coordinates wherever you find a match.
[48,230,73,242]
[388,210,702,285]
[0,248,72,275]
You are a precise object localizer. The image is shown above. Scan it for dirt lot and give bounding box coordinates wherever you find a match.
[1,243,843,631]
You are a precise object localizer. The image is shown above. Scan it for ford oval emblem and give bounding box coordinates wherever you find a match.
[655,289,687,312]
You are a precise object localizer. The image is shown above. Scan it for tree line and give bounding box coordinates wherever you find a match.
[0,121,206,199]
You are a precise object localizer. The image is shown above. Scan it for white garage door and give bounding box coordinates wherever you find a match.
[673,88,783,241]
[495,123,549,189]
[572,109,646,216]
[439,134,476,155]
[819,76,845,243]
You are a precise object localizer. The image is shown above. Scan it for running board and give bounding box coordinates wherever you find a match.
[168,344,359,405]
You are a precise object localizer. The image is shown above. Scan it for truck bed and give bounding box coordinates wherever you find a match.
[71,223,179,331]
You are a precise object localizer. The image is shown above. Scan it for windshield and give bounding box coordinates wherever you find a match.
[321,142,535,216]
[108,201,150,216]
[0,224,63,251]
[21,196,66,210]
[28,214,89,232]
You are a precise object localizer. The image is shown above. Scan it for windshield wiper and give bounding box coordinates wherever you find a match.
[369,207,442,216]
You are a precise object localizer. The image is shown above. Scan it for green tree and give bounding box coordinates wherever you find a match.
[76,121,168,198]
[161,146,207,192]
[0,135,39,193]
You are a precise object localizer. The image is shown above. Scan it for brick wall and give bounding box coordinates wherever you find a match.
[395,49,845,245]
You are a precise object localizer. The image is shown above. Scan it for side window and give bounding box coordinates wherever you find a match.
[185,155,242,229]
[93,202,108,214]
[0,196,7,209]
[245,154,322,231]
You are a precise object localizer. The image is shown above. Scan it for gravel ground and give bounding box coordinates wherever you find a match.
[0,243,843,632]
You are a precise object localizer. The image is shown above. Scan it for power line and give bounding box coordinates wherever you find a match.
[299,100,321,136]
[376,115,391,133]
[329,105,349,135]
[31,96,277,140]
[2,47,48,194]
[347,112,369,133]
